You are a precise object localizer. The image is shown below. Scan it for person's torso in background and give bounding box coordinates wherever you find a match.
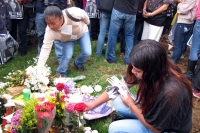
[113,0,138,15]
[34,0,66,13]
[147,0,169,12]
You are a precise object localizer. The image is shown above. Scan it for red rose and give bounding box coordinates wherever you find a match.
[56,83,65,91]
[74,102,86,112]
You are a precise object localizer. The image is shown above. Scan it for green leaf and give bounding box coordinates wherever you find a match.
[80,119,86,125]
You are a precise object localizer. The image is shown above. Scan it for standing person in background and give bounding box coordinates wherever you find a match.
[134,0,145,45]
[33,0,66,58]
[37,6,91,77]
[184,0,200,81]
[85,40,193,132]
[0,0,11,34]
[96,5,112,57]
[85,0,99,41]
[9,0,29,56]
[141,0,171,42]
[171,0,197,64]
[105,0,138,65]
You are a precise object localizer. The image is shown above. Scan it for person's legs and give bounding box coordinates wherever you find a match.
[185,20,200,80]
[106,9,123,63]
[109,119,154,133]
[18,13,29,56]
[134,19,144,45]
[75,31,92,69]
[148,24,164,42]
[90,18,100,41]
[10,19,18,40]
[96,11,111,57]
[172,23,193,64]
[112,95,137,118]
[109,96,153,133]
[141,21,149,40]
[123,14,136,64]
[54,40,63,62]
[35,12,46,56]
[56,41,74,77]
[189,20,200,61]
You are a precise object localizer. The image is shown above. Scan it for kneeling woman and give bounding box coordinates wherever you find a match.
[37,6,91,77]
[85,40,193,132]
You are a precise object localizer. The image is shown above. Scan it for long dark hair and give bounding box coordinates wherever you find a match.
[127,39,193,114]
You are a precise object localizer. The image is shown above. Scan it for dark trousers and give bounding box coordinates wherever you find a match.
[10,13,29,52]
[90,18,100,40]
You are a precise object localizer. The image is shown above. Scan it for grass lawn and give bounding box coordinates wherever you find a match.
[0,40,137,132]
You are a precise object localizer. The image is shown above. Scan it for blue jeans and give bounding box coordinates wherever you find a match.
[56,31,92,77]
[35,12,46,55]
[106,8,136,64]
[189,19,200,61]
[171,23,193,64]
[109,96,154,133]
[54,40,63,62]
[96,11,111,57]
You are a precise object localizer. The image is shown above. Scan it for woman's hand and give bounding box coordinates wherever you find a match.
[143,10,148,18]
[120,90,135,107]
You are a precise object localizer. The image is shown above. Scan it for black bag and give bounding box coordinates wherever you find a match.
[0,33,19,65]
[192,53,200,91]
[166,4,175,18]
[97,0,115,13]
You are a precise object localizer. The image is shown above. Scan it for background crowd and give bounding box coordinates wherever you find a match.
[0,0,200,97]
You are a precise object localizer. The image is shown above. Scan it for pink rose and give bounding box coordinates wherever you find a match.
[66,103,75,112]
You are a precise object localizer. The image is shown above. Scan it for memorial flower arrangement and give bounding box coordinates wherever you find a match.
[65,102,87,131]
[35,101,56,133]
[24,59,51,92]
[11,98,39,133]
[4,70,26,87]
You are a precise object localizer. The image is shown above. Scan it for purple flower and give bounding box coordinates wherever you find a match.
[64,85,70,94]
[11,110,22,127]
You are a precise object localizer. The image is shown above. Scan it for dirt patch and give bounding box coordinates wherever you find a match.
[160,34,200,133]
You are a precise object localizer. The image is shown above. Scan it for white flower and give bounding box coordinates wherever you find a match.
[87,86,94,94]
[80,85,88,94]
[24,62,51,91]
[4,99,15,107]
[2,113,14,123]
[94,85,102,92]
[4,124,11,131]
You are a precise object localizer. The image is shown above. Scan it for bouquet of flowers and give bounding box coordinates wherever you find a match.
[24,59,51,92]
[65,102,86,131]
[11,98,38,133]
[35,102,56,133]
[11,110,22,133]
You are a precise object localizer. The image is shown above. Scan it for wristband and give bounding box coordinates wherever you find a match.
[128,103,135,114]
[143,8,146,11]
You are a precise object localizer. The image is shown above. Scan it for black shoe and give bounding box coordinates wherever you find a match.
[20,51,27,56]
[112,114,127,122]
[74,61,84,71]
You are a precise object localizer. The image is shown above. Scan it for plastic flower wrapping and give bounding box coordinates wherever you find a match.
[35,102,56,133]
[24,63,51,92]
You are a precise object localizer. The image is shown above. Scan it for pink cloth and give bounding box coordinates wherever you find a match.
[196,0,200,20]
